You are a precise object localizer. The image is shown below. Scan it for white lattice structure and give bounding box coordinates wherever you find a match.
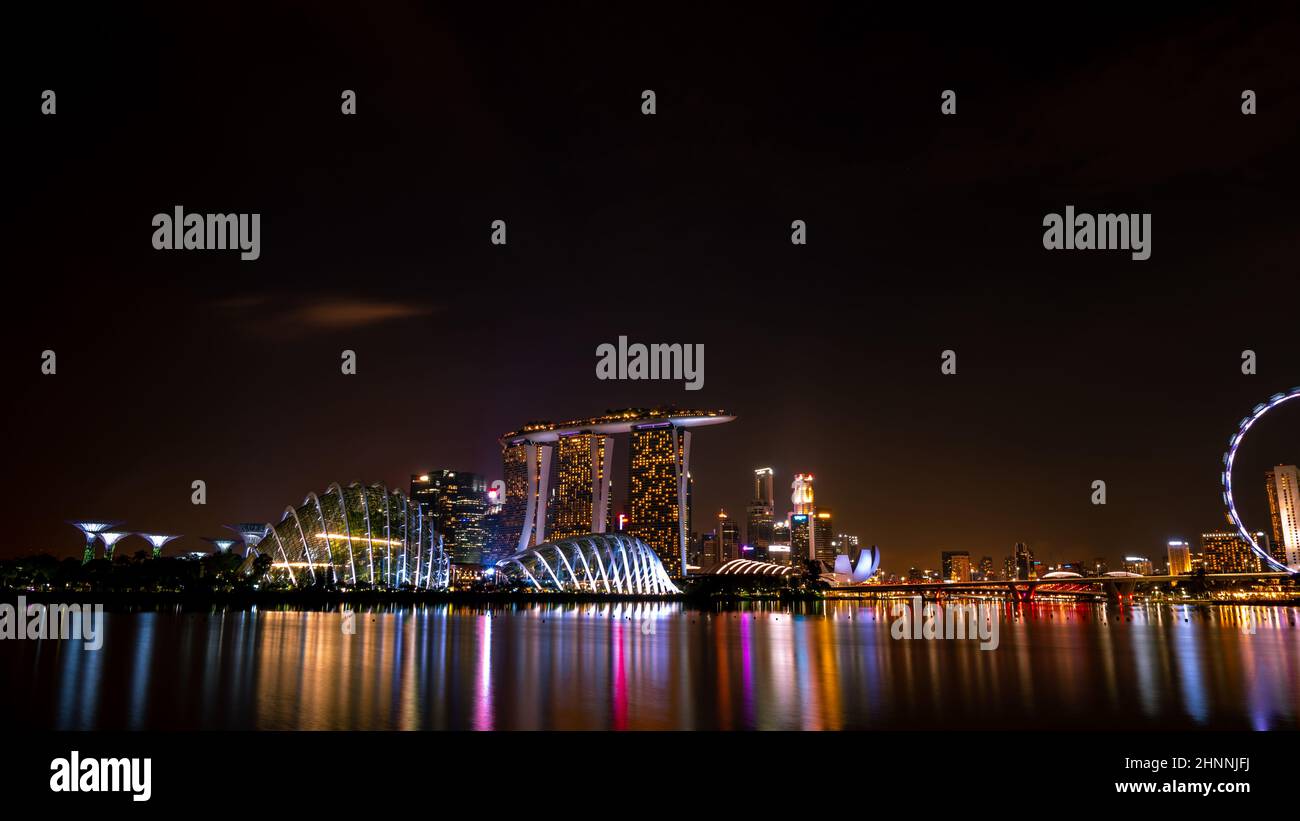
[497,533,680,594]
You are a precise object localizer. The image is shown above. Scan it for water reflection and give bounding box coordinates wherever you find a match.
[2,601,1297,730]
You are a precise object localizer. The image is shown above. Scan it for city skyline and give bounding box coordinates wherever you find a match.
[6,6,1299,571]
[46,417,1299,577]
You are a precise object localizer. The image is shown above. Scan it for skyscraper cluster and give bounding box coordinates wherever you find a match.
[687,467,865,576]
[410,470,489,565]
[421,434,1296,583]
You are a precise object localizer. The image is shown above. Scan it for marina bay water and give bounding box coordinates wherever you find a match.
[2,601,1297,731]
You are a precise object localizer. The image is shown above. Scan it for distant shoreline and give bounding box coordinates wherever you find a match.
[2,589,1297,611]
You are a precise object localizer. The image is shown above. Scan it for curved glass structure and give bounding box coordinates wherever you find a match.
[496,533,680,594]
[259,482,449,589]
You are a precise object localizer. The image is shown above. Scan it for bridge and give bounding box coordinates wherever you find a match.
[827,572,1294,603]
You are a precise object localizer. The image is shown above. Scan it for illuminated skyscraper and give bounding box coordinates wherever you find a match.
[481,479,508,565]
[688,475,696,560]
[451,475,489,565]
[813,510,835,562]
[410,470,488,563]
[978,556,994,580]
[790,514,811,563]
[941,550,971,582]
[551,433,614,540]
[718,510,740,563]
[787,474,832,561]
[770,520,792,566]
[410,471,456,520]
[746,467,775,561]
[1013,542,1034,580]
[791,473,815,515]
[1122,556,1153,575]
[700,532,718,569]
[1167,540,1192,575]
[1201,531,1265,573]
[754,467,774,506]
[628,424,691,575]
[1265,465,1300,569]
[495,442,554,554]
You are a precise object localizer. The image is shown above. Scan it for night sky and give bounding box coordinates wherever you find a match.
[5,4,1298,570]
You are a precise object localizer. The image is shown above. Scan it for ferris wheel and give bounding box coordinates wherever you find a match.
[1221,386,1300,572]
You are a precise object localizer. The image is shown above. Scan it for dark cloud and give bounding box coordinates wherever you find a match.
[214,295,438,335]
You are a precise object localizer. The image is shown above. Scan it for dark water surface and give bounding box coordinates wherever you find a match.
[2,601,1297,730]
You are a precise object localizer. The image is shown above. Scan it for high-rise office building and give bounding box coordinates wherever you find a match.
[1122,556,1153,575]
[718,510,740,563]
[813,510,835,562]
[1201,531,1265,573]
[481,509,505,565]
[790,514,811,565]
[1167,540,1192,575]
[754,467,774,507]
[550,432,614,540]
[978,556,994,580]
[770,520,792,566]
[1013,542,1034,580]
[1265,465,1300,569]
[941,550,972,582]
[480,479,508,566]
[747,467,776,561]
[700,532,718,569]
[787,473,832,562]
[450,475,488,565]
